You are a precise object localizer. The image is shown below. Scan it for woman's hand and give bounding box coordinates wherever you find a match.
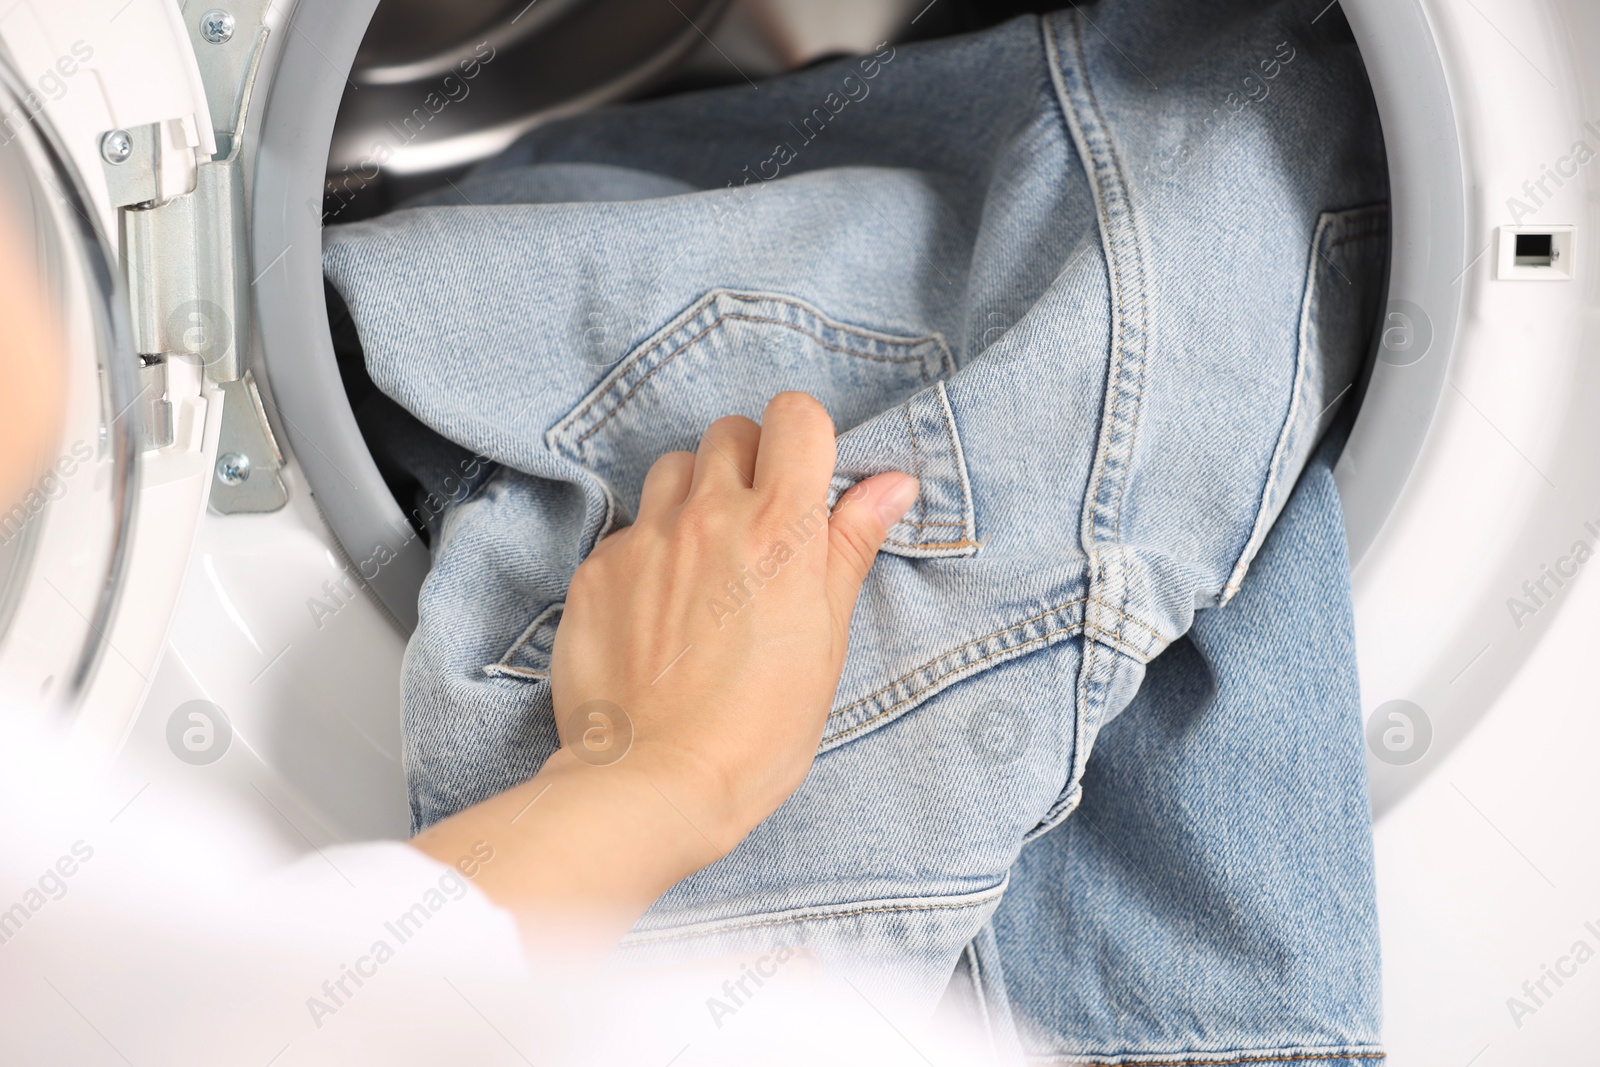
[551,390,918,845]
[412,392,917,957]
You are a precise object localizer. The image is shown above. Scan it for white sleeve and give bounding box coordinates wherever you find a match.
[0,736,550,1066]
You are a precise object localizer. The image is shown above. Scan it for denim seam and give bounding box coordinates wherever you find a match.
[935,380,978,546]
[902,398,928,529]
[624,879,1007,946]
[963,938,1001,1065]
[485,601,564,678]
[1220,205,1389,601]
[555,288,968,553]
[573,309,934,448]
[1051,18,1108,810]
[824,595,1158,724]
[825,622,1086,745]
[482,665,547,680]
[1222,211,1333,600]
[1046,10,1154,812]
[833,380,979,555]
[882,537,984,550]
[821,608,1156,749]
[826,600,1081,717]
[551,289,949,452]
[1051,14,1152,560]
[1023,782,1083,842]
[1028,1048,1386,1066]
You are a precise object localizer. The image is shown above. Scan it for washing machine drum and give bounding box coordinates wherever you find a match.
[325,0,732,203]
[0,0,1467,752]
[256,0,1463,641]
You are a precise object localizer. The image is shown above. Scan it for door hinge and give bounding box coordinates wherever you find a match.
[105,2,289,513]
[122,153,250,383]
[105,0,274,388]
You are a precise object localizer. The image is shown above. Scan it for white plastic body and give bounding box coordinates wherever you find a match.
[1352,0,1600,1059]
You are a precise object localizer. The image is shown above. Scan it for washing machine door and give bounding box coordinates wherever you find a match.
[0,47,142,717]
[0,1,236,752]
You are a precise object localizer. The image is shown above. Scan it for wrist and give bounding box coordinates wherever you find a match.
[542,739,749,862]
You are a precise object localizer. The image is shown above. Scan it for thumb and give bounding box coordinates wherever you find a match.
[824,472,919,637]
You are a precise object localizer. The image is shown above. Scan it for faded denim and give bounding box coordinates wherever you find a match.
[966,431,1382,1064]
[322,0,1387,1053]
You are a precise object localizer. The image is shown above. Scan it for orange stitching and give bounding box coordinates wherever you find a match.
[1041,19,1127,815]
[1056,14,1107,819]
[572,310,919,436]
[626,891,1001,946]
[882,537,982,550]
[822,599,1167,720]
[1064,18,1147,802]
[1088,597,1163,640]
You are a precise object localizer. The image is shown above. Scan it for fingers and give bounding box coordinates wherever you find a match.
[690,415,760,496]
[753,392,837,503]
[823,472,920,638]
[636,451,695,520]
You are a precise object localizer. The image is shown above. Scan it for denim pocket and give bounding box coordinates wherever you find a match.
[1223,204,1389,599]
[483,601,562,680]
[547,288,979,558]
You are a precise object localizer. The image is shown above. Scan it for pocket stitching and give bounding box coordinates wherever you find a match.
[870,380,982,553]
[558,290,951,456]
[819,594,1161,751]
[484,601,563,679]
[575,312,935,450]
[901,399,928,529]
[826,594,1164,723]
[825,621,1088,746]
[935,377,977,546]
[624,877,1008,947]
[482,664,549,680]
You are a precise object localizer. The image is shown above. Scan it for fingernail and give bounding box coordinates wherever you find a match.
[874,475,919,527]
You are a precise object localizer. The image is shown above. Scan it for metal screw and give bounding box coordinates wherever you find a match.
[199,9,235,44]
[100,129,132,165]
[216,451,251,485]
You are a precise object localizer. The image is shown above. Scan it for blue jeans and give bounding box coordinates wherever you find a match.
[323,0,1387,1048]
[953,430,1381,1064]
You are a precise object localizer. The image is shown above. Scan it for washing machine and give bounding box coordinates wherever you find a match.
[0,0,1593,1060]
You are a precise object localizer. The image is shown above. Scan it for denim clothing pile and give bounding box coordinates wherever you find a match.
[324,0,1388,1061]
[947,430,1382,1063]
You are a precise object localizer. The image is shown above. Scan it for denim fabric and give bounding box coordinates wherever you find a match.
[322,0,1387,1025]
[979,431,1382,1065]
